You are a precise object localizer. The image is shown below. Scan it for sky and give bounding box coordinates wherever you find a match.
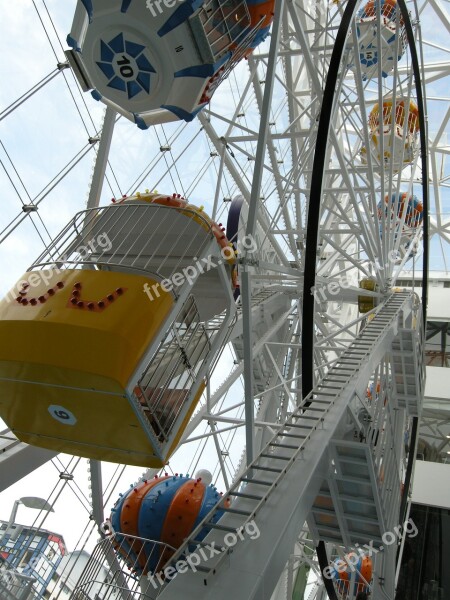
[0,0,247,552]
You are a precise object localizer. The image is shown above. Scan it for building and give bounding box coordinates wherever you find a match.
[0,521,67,600]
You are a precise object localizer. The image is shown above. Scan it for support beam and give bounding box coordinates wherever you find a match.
[241,0,285,467]
[86,106,116,210]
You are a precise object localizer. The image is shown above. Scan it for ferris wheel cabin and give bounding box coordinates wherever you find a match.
[65,0,275,127]
[0,194,236,466]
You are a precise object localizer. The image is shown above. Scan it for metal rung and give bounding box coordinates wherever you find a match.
[286,423,314,430]
[228,490,265,500]
[320,491,376,506]
[193,540,226,551]
[193,565,213,574]
[261,453,291,461]
[344,513,379,526]
[337,455,367,466]
[313,507,339,518]
[346,347,369,352]
[222,507,253,516]
[281,432,307,438]
[317,384,342,390]
[206,523,241,533]
[241,477,272,486]
[270,441,299,448]
[309,398,332,404]
[335,474,370,484]
[295,414,321,420]
[252,464,284,473]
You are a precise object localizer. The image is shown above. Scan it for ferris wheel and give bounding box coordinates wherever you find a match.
[0,0,448,599]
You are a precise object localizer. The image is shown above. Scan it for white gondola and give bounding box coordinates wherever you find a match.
[66,0,275,127]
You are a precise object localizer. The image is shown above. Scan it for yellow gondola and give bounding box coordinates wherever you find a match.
[0,192,236,466]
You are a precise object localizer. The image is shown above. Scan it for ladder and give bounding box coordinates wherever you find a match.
[157,292,415,600]
[391,309,425,416]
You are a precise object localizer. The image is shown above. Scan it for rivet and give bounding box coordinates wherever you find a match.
[77,301,84,308]
[98,301,105,308]
[107,294,114,302]
[56,281,64,289]
[48,289,55,296]
[74,282,81,290]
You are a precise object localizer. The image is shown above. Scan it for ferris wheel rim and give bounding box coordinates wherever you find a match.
[301,0,429,401]
[299,0,428,596]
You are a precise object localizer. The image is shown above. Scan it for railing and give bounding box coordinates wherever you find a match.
[135,295,211,442]
[334,578,371,599]
[198,0,251,59]
[156,293,412,585]
[72,532,177,600]
[369,100,419,135]
[30,203,216,291]
[0,567,36,600]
